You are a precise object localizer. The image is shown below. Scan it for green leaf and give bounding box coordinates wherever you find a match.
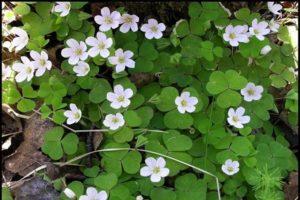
[234,8,250,22]
[164,110,193,129]
[14,3,31,16]
[150,188,177,200]
[67,181,84,197]
[71,2,87,9]
[156,87,178,112]
[17,98,36,112]
[83,166,100,178]
[94,173,118,190]
[163,130,193,151]
[190,18,210,36]
[2,187,13,200]
[216,89,241,108]
[139,41,158,60]
[2,82,22,104]
[175,20,190,38]
[122,151,142,174]
[206,71,228,95]
[188,2,202,18]
[124,110,142,127]
[67,11,83,30]
[113,127,134,143]
[231,136,254,156]
[89,79,111,103]
[136,106,154,128]
[61,133,79,155]
[225,70,248,90]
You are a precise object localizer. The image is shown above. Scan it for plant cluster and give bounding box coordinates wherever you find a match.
[2,2,298,200]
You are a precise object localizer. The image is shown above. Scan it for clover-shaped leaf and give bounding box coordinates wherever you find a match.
[94,172,118,190]
[155,87,178,112]
[163,130,193,151]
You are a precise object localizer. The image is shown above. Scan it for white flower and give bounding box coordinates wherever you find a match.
[119,14,139,33]
[136,195,144,200]
[221,159,239,176]
[63,188,76,199]
[64,103,82,125]
[30,50,52,77]
[94,7,121,32]
[53,2,71,17]
[227,107,250,129]
[269,18,280,33]
[12,56,35,82]
[2,9,16,24]
[260,45,272,55]
[249,19,270,41]
[2,41,14,52]
[140,19,166,39]
[79,187,108,200]
[107,84,133,109]
[140,157,169,183]
[10,27,29,52]
[241,82,264,102]
[85,32,113,58]
[267,2,282,16]
[2,63,12,81]
[175,92,198,114]
[103,113,125,130]
[73,61,90,77]
[108,49,135,73]
[223,25,249,46]
[61,39,88,65]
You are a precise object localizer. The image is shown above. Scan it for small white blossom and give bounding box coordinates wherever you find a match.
[136,195,144,200]
[107,84,133,109]
[2,63,12,81]
[85,32,113,58]
[64,103,82,125]
[2,41,14,52]
[2,9,16,24]
[119,14,139,33]
[227,107,250,129]
[241,82,264,102]
[10,27,29,52]
[103,113,125,130]
[175,92,198,114]
[53,2,71,17]
[260,45,272,55]
[223,25,249,46]
[30,50,52,77]
[140,157,169,183]
[267,2,282,16]
[141,19,166,39]
[79,187,108,200]
[12,56,35,82]
[249,19,270,41]
[269,18,280,33]
[63,188,76,199]
[108,48,135,73]
[61,38,88,65]
[221,159,239,176]
[94,7,121,32]
[73,61,90,77]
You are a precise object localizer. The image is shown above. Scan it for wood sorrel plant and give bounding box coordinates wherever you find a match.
[2,2,298,200]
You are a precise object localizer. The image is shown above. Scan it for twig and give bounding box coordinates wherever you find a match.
[2,130,22,138]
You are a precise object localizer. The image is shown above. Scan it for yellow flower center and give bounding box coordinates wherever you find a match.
[254,29,260,34]
[112,117,119,123]
[26,67,32,74]
[118,56,125,63]
[39,59,46,66]
[117,95,125,102]
[124,16,132,23]
[105,17,113,24]
[181,99,187,107]
[153,167,161,174]
[150,26,158,32]
[232,116,239,123]
[74,112,80,119]
[227,166,234,172]
[75,48,82,56]
[247,89,255,95]
[229,33,236,39]
[98,42,105,50]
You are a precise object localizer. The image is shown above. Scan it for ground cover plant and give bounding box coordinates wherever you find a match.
[2,1,298,200]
